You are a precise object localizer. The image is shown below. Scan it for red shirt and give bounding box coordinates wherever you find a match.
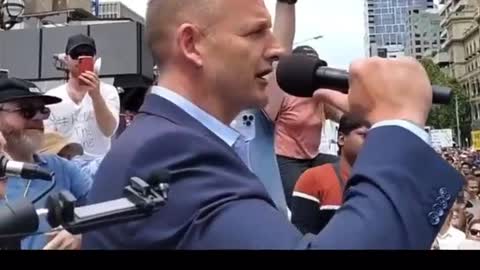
[275,95,325,160]
[291,161,350,234]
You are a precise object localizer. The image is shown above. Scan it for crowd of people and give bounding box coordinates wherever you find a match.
[0,0,475,250]
[430,147,480,249]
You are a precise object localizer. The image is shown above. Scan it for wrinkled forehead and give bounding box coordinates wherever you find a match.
[468,179,480,185]
[219,0,271,24]
[471,223,480,230]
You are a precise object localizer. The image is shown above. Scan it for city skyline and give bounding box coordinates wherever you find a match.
[101,0,365,69]
[102,0,443,67]
[364,0,435,57]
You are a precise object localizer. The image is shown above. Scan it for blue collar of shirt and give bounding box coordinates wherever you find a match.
[34,154,48,165]
[150,86,240,147]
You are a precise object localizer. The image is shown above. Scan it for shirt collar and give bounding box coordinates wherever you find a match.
[34,154,48,165]
[438,226,456,239]
[150,86,240,147]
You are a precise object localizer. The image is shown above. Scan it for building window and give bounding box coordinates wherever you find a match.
[475,81,478,97]
[475,79,480,96]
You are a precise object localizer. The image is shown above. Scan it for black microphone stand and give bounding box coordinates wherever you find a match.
[0,174,170,247]
[46,176,169,235]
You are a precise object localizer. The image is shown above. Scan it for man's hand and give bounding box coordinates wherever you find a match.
[79,71,101,99]
[314,57,432,127]
[43,229,82,250]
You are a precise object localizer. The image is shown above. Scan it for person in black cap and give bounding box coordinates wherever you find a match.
[260,5,345,210]
[0,78,92,250]
[44,34,120,160]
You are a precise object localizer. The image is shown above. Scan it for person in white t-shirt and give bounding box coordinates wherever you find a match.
[45,34,120,158]
[433,207,466,250]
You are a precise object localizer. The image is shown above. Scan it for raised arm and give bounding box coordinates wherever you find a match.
[264,1,296,121]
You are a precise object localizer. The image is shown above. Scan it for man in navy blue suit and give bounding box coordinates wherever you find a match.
[83,0,463,249]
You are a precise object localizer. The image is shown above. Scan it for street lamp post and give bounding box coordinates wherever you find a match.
[455,95,461,147]
[294,34,324,46]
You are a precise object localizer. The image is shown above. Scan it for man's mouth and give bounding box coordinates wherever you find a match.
[255,69,273,82]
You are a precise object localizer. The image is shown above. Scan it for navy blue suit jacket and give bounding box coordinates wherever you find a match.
[83,94,463,249]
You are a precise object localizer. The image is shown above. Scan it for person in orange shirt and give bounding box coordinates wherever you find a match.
[291,114,370,234]
[263,2,345,209]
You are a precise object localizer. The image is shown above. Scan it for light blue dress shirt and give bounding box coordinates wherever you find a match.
[150,86,248,162]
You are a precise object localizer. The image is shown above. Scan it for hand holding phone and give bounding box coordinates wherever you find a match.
[78,56,94,85]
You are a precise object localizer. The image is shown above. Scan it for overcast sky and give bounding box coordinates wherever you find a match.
[100,0,442,69]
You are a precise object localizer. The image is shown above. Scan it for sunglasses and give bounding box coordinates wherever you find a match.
[470,229,480,236]
[0,106,51,120]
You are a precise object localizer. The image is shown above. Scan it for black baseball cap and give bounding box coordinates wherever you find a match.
[292,45,328,67]
[293,45,319,58]
[65,34,97,56]
[0,78,62,105]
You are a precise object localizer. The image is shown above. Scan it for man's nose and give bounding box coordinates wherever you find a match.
[266,34,287,63]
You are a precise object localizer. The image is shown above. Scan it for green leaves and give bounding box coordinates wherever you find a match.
[420,58,471,143]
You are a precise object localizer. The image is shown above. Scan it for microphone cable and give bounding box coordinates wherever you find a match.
[32,176,56,204]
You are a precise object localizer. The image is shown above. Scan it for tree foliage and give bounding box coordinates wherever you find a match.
[420,58,471,144]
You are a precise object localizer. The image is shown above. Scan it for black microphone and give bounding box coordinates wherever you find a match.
[0,199,39,236]
[276,54,452,105]
[0,155,54,181]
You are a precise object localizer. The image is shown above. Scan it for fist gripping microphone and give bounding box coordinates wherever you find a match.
[276,54,452,105]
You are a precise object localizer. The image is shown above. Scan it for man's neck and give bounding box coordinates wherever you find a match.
[158,73,242,125]
[439,222,451,236]
[339,154,352,178]
[5,147,35,163]
[67,77,88,104]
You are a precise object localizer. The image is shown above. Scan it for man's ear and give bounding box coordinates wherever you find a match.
[338,133,345,148]
[176,24,203,67]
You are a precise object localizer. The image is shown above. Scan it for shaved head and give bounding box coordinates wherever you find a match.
[146,0,222,67]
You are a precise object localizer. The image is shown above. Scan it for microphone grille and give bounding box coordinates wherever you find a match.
[276,54,323,97]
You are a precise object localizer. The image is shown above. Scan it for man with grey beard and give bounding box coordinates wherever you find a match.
[0,78,92,250]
